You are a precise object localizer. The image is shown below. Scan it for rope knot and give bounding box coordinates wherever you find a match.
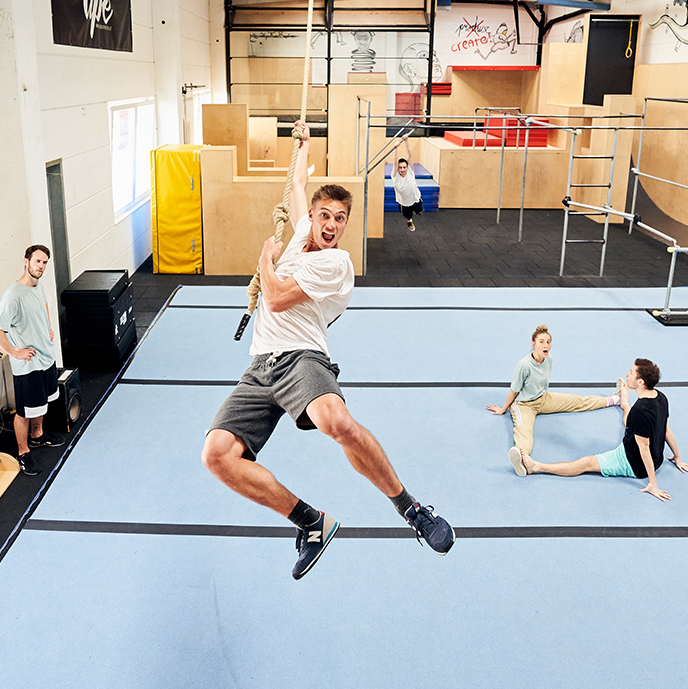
[292,127,306,141]
[272,202,290,227]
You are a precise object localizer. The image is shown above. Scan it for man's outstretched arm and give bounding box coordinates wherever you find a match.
[665,424,686,472]
[290,121,310,229]
[403,134,413,168]
[636,434,671,502]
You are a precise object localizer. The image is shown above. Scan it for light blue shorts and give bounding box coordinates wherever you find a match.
[596,443,637,478]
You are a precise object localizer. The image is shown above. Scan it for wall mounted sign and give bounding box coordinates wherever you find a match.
[51,0,133,52]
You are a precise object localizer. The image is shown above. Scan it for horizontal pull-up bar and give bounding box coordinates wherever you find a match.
[631,168,688,192]
[564,199,679,247]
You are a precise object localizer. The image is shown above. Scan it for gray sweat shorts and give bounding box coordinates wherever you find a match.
[209,349,343,460]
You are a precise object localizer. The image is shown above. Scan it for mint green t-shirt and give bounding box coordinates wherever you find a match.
[510,352,552,402]
[0,281,55,376]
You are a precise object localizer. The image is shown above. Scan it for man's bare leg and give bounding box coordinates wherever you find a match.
[307,393,455,555]
[202,428,339,580]
[521,450,601,477]
[14,415,30,455]
[306,393,403,497]
[202,429,299,517]
[30,416,44,440]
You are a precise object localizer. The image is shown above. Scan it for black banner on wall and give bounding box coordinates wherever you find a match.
[51,0,133,52]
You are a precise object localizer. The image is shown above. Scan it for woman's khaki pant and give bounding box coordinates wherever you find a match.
[509,391,608,454]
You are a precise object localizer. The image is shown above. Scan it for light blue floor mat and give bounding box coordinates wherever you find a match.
[1,531,687,689]
[3,285,688,689]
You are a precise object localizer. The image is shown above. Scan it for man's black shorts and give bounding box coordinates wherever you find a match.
[14,363,59,419]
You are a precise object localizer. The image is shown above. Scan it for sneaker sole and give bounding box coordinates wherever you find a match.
[293,518,340,580]
[509,447,527,477]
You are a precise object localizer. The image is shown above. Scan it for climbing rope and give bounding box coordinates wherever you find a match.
[625,20,634,59]
[234,0,315,340]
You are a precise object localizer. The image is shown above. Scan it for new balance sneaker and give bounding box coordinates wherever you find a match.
[28,432,65,448]
[404,502,455,555]
[18,451,41,476]
[292,511,340,580]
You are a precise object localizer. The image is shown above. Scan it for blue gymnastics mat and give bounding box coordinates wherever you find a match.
[3,285,688,689]
[1,530,687,689]
[29,383,688,529]
[122,287,688,384]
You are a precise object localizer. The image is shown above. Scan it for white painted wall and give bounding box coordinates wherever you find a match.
[0,1,213,299]
[1,0,60,367]
[33,0,159,280]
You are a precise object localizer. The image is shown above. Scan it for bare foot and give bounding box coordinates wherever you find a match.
[616,377,629,407]
[520,449,536,475]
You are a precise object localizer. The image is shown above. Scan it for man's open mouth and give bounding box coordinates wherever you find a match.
[323,231,335,242]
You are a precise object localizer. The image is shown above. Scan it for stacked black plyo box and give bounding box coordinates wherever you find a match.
[62,270,137,370]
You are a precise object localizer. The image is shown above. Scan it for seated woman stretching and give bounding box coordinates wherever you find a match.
[486,324,622,471]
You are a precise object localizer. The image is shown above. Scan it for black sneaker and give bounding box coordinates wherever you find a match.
[292,512,340,580]
[18,451,42,476]
[404,502,455,555]
[28,432,65,448]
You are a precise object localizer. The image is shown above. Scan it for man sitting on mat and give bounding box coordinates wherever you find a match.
[510,358,686,502]
[202,121,454,580]
[392,134,423,232]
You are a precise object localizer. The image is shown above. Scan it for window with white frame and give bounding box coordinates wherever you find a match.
[109,98,157,219]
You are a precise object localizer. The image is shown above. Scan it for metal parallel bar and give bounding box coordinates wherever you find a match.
[599,128,619,277]
[472,107,522,149]
[632,168,688,191]
[361,120,416,176]
[566,201,679,247]
[629,98,648,235]
[559,131,577,276]
[497,120,507,224]
[663,249,678,312]
[425,0,436,127]
[518,125,530,242]
[363,100,371,276]
[569,211,607,216]
[644,97,688,104]
[570,183,611,188]
[356,97,361,176]
[361,121,688,133]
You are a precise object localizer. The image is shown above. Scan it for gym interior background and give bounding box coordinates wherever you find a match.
[1,1,688,686]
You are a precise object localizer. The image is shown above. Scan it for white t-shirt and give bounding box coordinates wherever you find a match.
[392,167,421,206]
[250,214,355,357]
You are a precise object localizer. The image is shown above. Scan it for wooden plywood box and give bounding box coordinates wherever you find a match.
[0,452,20,499]
[201,146,364,276]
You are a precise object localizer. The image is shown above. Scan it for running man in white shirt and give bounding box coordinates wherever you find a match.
[392,134,423,231]
[202,121,454,580]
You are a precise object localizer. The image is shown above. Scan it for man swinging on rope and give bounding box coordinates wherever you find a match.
[202,121,455,579]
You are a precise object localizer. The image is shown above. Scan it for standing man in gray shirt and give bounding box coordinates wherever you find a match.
[0,245,65,475]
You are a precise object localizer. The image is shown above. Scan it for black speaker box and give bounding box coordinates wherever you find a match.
[66,282,134,346]
[69,319,137,371]
[44,368,82,432]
